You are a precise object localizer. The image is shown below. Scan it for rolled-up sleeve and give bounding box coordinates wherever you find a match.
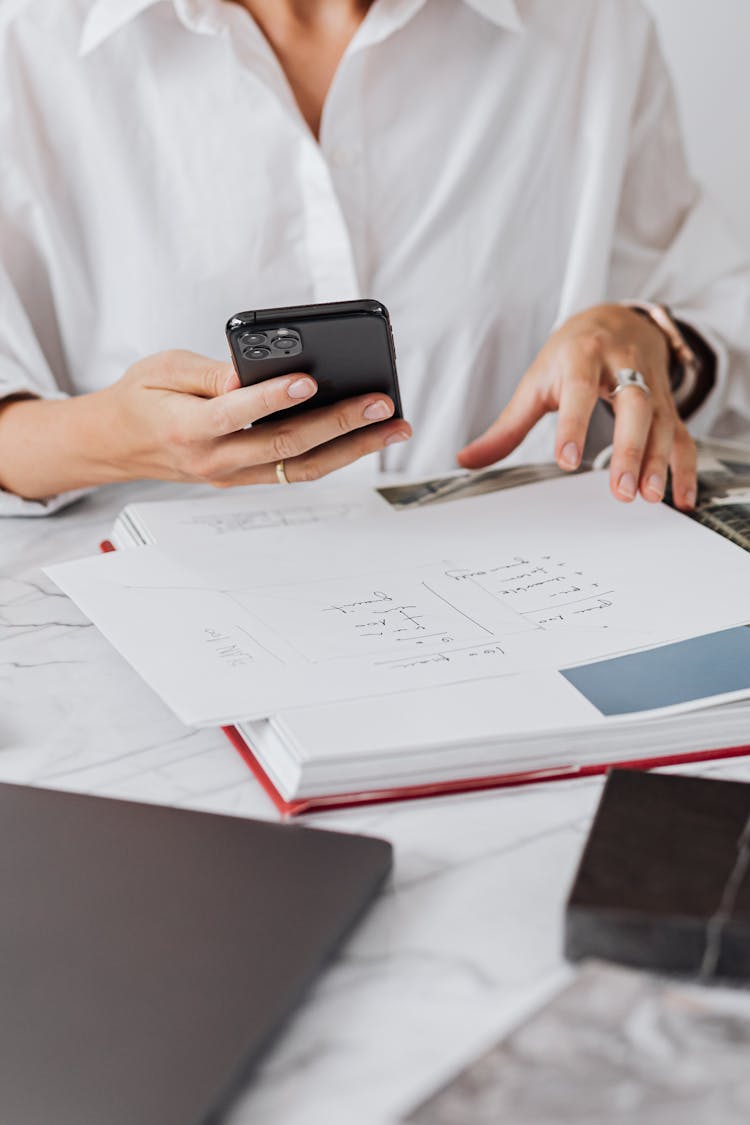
[0,167,87,516]
[608,18,750,438]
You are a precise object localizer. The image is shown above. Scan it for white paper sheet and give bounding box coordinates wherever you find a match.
[46,473,750,725]
[113,481,392,548]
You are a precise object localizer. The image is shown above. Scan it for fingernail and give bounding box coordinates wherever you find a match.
[685,488,697,509]
[646,473,665,499]
[364,400,392,421]
[384,430,410,446]
[560,442,579,470]
[618,471,637,499]
[287,377,315,399]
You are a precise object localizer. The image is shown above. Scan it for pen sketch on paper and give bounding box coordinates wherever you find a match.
[180,503,366,536]
[231,551,614,670]
[46,472,750,724]
[114,485,391,549]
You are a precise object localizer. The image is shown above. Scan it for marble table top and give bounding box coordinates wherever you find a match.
[4,479,750,1125]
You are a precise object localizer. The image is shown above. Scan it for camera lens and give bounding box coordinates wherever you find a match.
[272,336,296,351]
[238,332,267,348]
[243,346,271,359]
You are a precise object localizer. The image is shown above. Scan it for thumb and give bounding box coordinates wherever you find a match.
[148,350,239,398]
[458,381,546,470]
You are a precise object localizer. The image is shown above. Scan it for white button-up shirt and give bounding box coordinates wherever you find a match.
[2,0,750,515]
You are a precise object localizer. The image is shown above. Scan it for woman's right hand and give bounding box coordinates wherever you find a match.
[0,350,412,501]
[100,350,411,487]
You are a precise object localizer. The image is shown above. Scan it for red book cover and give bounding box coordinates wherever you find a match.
[220,723,750,818]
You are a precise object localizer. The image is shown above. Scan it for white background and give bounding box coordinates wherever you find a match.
[646,0,750,254]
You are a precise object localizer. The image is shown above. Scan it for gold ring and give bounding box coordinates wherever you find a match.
[275,459,289,484]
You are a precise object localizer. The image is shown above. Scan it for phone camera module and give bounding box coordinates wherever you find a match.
[238,331,268,349]
[270,328,302,356]
[244,345,272,359]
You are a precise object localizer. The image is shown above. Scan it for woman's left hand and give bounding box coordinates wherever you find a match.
[457,303,697,509]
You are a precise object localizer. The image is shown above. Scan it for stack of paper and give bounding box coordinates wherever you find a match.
[47,471,750,812]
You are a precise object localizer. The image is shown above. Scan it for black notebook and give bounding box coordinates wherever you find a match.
[565,769,750,980]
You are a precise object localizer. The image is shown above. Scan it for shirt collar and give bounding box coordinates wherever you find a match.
[462,0,523,32]
[79,0,523,57]
[79,0,218,56]
[80,0,155,55]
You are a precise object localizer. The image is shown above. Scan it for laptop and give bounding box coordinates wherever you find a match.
[0,782,392,1125]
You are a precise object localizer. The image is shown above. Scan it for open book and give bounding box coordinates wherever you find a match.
[47,456,750,816]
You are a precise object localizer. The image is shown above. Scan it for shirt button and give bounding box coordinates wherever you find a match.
[329,145,362,169]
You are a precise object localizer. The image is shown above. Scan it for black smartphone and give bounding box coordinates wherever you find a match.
[226,299,403,423]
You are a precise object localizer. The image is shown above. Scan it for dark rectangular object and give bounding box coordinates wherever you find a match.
[565,769,750,981]
[226,298,403,422]
[0,782,392,1125]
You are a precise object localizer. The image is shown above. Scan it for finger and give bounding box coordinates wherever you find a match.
[204,394,399,475]
[669,424,698,510]
[287,420,412,483]
[143,350,239,397]
[553,351,600,471]
[457,378,546,470]
[608,386,654,502]
[637,403,675,503]
[200,373,320,437]
[215,420,413,487]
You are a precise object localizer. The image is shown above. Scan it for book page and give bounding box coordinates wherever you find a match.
[47,473,750,725]
[115,482,392,548]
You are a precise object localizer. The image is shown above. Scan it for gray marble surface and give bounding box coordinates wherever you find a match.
[407,962,750,1125]
[4,479,750,1124]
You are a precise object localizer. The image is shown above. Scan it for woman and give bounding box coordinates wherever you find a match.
[1,0,748,514]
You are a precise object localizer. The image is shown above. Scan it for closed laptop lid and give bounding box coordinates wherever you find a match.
[0,782,391,1125]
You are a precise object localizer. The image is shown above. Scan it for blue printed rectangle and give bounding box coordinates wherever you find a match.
[561,626,750,716]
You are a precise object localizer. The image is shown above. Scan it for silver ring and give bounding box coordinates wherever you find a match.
[609,368,651,400]
[275,459,289,484]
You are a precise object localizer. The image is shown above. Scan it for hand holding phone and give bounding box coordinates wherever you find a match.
[101,346,409,489]
[0,300,410,499]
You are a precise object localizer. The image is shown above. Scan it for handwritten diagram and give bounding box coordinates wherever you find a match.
[181,503,361,535]
[45,471,750,724]
[442,553,613,627]
[231,551,616,671]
